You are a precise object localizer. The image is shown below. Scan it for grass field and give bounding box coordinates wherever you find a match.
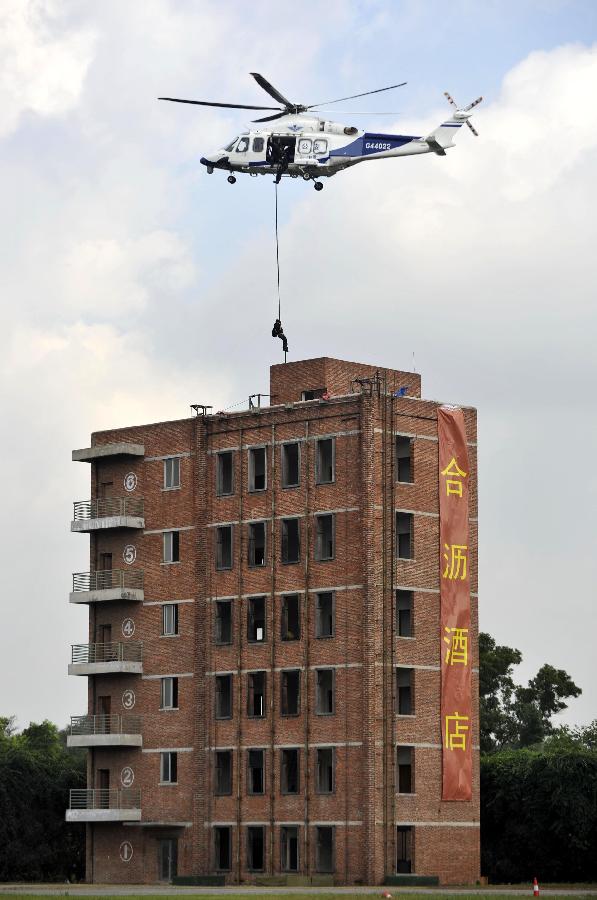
[1,892,596,900]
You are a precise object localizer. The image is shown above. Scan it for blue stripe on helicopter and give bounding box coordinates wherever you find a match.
[442,122,463,127]
[329,133,416,158]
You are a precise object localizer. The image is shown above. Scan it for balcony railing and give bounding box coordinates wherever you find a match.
[70,714,141,735]
[69,788,141,811]
[72,569,144,593]
[71,641,143,665]
[73,498,144,521]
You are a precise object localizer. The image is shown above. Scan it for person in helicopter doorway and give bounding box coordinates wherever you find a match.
[272,318,288,353]
[274,143,291,184]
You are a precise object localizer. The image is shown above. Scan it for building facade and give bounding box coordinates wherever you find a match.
[66,356,479,885]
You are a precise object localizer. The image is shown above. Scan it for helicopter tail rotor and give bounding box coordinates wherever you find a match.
[444,91,483,136]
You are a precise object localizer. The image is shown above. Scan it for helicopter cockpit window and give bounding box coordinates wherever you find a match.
[298,138,312,155]
[224,138,238,152]
[236,137,250,153]
[313,139,328,156]
[252,137,264,152]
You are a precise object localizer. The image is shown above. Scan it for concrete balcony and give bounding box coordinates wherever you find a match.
[71,497,145,533]
[69,641,143,676]
[66,788,141,823]
[72,442,144,463]
[67,714,142,748]
[70,569,144,605]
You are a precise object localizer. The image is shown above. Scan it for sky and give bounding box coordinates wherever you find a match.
[1,0,596,731]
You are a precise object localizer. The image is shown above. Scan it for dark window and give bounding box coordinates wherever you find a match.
[281,669,300,716]
[160,677,178,710]
[214,826,231,870]
[396,826,412,873]
[249,447,267,492]
[158,838,178,881]
[301,388,326,401]
[247,749,265,794]
[248,522,266,567]
[247,671,266,718]
[316,438,335,484]
[315,514,335,560]
[281,594,300,640]
[315,591,334,638]
[281,825,299,872]
[215,600,232,644]
[315,669,334,715]
[216,451,234,496]
[252,136,264,152]
[99,552,112,571]
[281,442,300,488]
[160,751,178,783]
[247,596,266,642]
[315,826,334,873]
[216,525,233,569]
[162,603,179,636]
[281,518,300,563]
[396,590,413,637]
[316,747,334,793]
[164,457,180,489]
[215,674,232,719]
[215,750,232,794]
[247,826,265,871]
[163,530,180,563]
[396,668,414,715]
[397,746,414,794]
[280,748,299,794]
[396,512,413,560]
[395,435,413,483]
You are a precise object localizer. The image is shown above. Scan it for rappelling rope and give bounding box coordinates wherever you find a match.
[275,181,281,320]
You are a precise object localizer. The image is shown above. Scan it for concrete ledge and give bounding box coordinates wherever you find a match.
[65,808,142,823]
[172,876,225,886]
[69,588,144,605]
[73,443,145,462]
[71,516,145,532]
[67,734,142,748]
[384,874,440,886]
[68,661,143,676]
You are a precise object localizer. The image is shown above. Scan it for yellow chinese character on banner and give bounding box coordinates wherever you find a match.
[443,543,468,580]
[441,458,468,498]
[444,626,469,666]
[445,712,470,751]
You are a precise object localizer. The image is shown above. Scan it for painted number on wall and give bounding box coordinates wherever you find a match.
[122,689,136,710]
[122,617,135,638]
[123,544,136,565]
[120,841,134,862]
[121,766,135,788]
[124,472,138,492]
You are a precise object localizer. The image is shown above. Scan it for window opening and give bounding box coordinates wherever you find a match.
[236,136,249,153]
[397,746,414,793]
[247,671,266,718]
[301,388,326,401]
[313,138,328,155]
[162,603,179,636]
[396,590,413,637]
[214,826,231,870]
[164,457,180,489]
[315,669,334,715]
[215,750,232,794]
[248,447,267,491]
[224,138,238,152]
[247,826,265,871]
[215,599,232,644]
[396,826,412,873]
[395,436,413,483]
[99,552,112,571]
[247,596,266,642]
[281,442,300,488]
[281,594,300,640]
[216,451,234,496]
[163,530,180,563]
[396,512,413,559]
[316,747,334,793]
[215,674,232,719]
[158,838,178,881]
[160,677,178,710]
[281,518,300,563]
[316,438,335,484]
[281,825,299,872]
[281,669,300,716]
[160,751,178,783]
[253,136,264,152]
[216,525,233,569]
[248,522,266,567]
[315,826,334,873]
[247,749,265,794]
[280,748,299,794]
[315,514,335,561]
[315,591,334,638]
[396,668,414,715]
[298,137,312,155]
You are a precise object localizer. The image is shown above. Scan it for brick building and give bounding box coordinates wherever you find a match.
[66,356,479,885]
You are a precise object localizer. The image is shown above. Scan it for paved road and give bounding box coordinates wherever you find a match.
[1,887,596,896]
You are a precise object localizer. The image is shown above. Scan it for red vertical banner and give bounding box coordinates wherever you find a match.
[438,406,472,801]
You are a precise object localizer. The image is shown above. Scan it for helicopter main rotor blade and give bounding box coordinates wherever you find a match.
[251,110,290,123]
[158,97,282,111]
[308,81,407,108]
[250,73,294,108]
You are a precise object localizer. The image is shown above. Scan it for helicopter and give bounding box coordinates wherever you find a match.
[159,73,482,191]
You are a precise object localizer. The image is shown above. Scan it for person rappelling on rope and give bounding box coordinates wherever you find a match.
[272,318,288,354]
[274,143,291,185]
